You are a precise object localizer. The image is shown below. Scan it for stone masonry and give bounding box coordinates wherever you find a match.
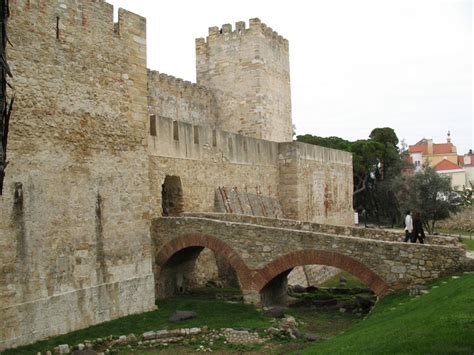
[152,215,466,305]
[148,116,353,223]
[196,19,292,142]
[0,1,155,350]
[1,0,355,350]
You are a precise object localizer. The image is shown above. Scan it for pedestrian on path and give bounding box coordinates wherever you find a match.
[404,210,413,242]
[412,212,425,244]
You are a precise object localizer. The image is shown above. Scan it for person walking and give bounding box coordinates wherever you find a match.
[404,210,413,242]
[412,212,425,244]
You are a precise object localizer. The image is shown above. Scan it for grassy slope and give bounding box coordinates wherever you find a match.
[302,273,474,354]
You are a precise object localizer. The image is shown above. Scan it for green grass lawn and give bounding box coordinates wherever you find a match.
[7,274,474,354]
[320,271,368,288]
[462,239,474,251]
[5,298,272,355]
[301,272,474,354]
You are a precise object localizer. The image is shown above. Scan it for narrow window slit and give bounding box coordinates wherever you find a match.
[193,126,199,144]
[56,17,60,40]
[212,129,217,147]
[149,115,156,136]
[173,121,179,141]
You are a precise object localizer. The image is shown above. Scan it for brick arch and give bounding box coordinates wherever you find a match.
[253,250,391,296]
[155,234,253,290]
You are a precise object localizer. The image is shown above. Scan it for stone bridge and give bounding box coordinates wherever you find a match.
[151,213,467,305]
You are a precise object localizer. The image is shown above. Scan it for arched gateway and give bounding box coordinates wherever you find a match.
[151,214,465,305]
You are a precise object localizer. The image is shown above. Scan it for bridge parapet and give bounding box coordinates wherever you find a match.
[152,216,466,303]
[182,212,460,246]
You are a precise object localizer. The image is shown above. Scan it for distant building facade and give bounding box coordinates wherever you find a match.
[462,150,474,187]
[408,132,469,189]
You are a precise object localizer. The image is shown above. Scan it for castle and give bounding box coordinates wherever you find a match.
[0,0,353,349]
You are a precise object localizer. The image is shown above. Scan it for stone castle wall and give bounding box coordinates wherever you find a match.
[0,2,355,350]
[196,19,292,143]
[148,71,218,127]
[148,116,280,216]
[279,142,354,225]
[0,1,155,349]
[147,116,353,225]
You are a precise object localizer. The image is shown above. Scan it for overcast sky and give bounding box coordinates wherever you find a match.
[108,0,472,155]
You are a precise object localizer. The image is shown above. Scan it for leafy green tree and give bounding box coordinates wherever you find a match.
[296,134,351,151]
[403,167,461,234]
[369,127,402,181]
[350,139,384,195]
[297,128,405,225]
[454,182,473,207]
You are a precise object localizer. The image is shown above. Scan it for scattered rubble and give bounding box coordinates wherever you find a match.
[35,315,320,354]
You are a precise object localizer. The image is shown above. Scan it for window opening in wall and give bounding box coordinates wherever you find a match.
[173,121,179,141]
[228,137,233,155]
[56,16,60,40]
[257,143,261,155]
[161,175,184,216]
[212,129,217,147]
[149,115,157,136]
[193,126,199,144]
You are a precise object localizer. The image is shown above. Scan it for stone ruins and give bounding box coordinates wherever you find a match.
[1,0,466,351]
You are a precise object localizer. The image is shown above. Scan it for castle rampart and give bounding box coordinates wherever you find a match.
[148,116,352,223]
[1,3,354,350]
[278,142,353,225]
[196,18,292,143]
[148,70,218,128]
[1,1,154,349]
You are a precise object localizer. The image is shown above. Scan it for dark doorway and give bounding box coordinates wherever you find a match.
[162,175,184,216]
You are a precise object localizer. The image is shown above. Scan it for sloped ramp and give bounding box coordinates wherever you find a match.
[215,186,283,219]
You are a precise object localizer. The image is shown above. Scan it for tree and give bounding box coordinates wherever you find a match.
[403,167,461,234]
[296,134,351,151]
[369,127,401,181]
[454,182,473,207]
[350,139,384,195]
[296,128,405,225]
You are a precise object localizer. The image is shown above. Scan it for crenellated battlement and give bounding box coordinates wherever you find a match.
[2,3,356,351]
[9,0,145,44]
[148,70,219,127]
[195,18,289,52]
[196,17,292,143]
[148,70,213,97]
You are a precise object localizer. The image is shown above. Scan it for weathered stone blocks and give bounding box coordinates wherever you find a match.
[152,216,466,303]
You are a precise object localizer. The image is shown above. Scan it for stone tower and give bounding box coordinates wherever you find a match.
[195,18,292,143]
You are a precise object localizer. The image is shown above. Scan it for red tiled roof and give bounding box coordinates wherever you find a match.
[408,142,455,155]
[433,159,462,171]
[433,143,454,154]
[409,144,427,154]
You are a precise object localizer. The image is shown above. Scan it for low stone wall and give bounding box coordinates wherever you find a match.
[182,213,460,246]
